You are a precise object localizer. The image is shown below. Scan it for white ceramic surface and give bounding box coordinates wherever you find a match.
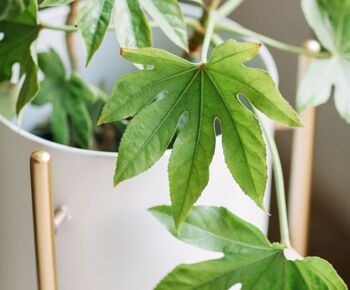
[0,5,278,290]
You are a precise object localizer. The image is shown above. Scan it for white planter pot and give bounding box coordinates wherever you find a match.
[0,5,278,290]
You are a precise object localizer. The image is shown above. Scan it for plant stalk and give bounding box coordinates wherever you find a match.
[215,23,332,59]
[201,10,217,62]
[258,115,291,247]
[65,0,80,72]
[40,23,77,32]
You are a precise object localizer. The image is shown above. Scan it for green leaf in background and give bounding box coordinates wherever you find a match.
[115,0,152,49]
[0,0,40,114]
[139,0,188,51]
[150,206,347,290]
[40,0,74,8]
[298,0,350,123]
[0,0,30,20]
[78,0,115,64]
[34,48,95,148]
[0,81,18,120]
[99,39,300,229]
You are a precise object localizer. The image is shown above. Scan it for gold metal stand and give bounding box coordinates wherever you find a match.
[275,40,319,256]
[288,40,320,256]
[30,151,58,290]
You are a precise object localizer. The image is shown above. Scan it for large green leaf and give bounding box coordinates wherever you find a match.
[150,206,347,290]
[78,0,115,64]
[298,0,350,123]
[139,0,188,51]
[99,39,300,228]
[0,0,30,20]
[115,0,152,49]
[0,0,40,114]
[33,49,95,148]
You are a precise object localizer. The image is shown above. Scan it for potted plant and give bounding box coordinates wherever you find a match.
[0,0,348,289]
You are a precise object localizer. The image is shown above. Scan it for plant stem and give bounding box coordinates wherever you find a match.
[215,23,332,59]
[217,0,243,18]
[66,0,80,72]
[40,23,78,32]
[257,114,291,247]
[201,10,217,62]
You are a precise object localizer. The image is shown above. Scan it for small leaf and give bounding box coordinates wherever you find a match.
[34,49,93,148]
[0,0,30,21]
[0,0,40,114]
[0,81,18,120]
[151,206,347,290]
[139,0,188,51]
[149,206,271,253]
[40,0,74,8]
[299,0,350,123]
[78,0,115,64]
[100,40,300,228]
[115,0,152,49]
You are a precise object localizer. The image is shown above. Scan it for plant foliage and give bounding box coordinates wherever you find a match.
[99,39,300,229]
[33,48,96,148]
[0,0,40,114]
[298,0,350,122]
[150,205,347,290]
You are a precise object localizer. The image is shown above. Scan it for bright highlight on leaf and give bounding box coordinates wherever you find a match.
[298,0,350,123]
[150,205,347,290]
[78,0,115,65]
[99,39,300,229]
[0,0,40,115]
[115,0,152,49]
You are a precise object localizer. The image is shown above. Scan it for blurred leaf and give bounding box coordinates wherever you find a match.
[0,81,18,120]
[0,0,30,21]
[78,0,115,64]
[151,206,347,290]
[99,40,300,229]
[34,48,94,148]
[299,0,350,123]
[115,0,152,49]
[140,0,188,51]
[40,0,74,8]
[0,0,40,114]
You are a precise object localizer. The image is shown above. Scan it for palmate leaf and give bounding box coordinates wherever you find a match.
[0,0,40,114]
[78,0,115,64]
[298,0,350,123]
[115,0,152,49]
[34,48,95,148]
[150,206,347,290]
[99,39,300,229]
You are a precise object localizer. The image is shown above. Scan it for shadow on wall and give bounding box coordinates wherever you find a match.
[231,0,350,285]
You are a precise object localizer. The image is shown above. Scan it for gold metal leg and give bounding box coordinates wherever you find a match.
[30,151,58,290]
[288,40,320,256]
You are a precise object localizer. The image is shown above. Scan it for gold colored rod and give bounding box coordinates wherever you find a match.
[30,151,58,290]
[288,40,319,256]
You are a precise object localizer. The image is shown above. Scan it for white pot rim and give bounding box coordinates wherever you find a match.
[0,4,278,158]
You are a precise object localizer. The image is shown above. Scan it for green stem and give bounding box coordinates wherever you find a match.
[215,23,332,59]
[257,113,291,247]
[217,0,243,18]
[201,10,217,62]
[40,23,78,32]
